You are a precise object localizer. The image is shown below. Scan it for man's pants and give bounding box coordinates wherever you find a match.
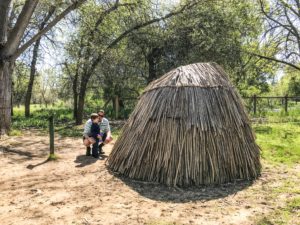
[99,133,107,152]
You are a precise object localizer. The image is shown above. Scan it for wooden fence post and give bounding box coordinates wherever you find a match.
[253,95,257,115]
[284,95,288,113]
[49,115,54,155]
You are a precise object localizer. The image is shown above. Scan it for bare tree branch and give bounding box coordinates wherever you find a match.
[259,0,296,36]
[14,0,87,59]
[5,0,39,56]
[279,0,300,17]
[247,51,300,71]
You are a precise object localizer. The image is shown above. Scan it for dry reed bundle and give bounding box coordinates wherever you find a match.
[107,62,261,187]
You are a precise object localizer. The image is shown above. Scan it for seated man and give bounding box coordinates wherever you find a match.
[98,110,112,154]
[83,113,99,156]
[83,110,112,156]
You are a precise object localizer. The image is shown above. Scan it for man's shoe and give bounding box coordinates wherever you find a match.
[99,150,105,154]
[86,147,91,156]
[99,145,105,154]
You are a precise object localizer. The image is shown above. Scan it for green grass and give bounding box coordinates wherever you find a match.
[8,129,22,136]
[266,106,300,123]
[255,197,300,225]
[48,153,59,160]
[111,128,122,139]
[13,105,73,129]
[12,105,82,137]
[253,123,300,165]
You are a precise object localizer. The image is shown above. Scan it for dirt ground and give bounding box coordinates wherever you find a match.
[0,131,299,225]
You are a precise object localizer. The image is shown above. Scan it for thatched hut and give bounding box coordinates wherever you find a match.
[107,62,261,187]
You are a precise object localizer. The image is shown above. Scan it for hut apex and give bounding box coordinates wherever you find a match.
[108,62,261,187]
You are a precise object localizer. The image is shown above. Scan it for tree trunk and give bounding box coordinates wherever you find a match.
[76,79,88,125]
[0,60,12,135]
[72,72,79,119]
[11,81,13,116]
[103,98,111,110]
[147,55,156,84]
[25,38,40,117]
[24,7,55,117]
[146,47,162,84]
[0,0,86,135]
[76,93,85,125]
[73,91,78,120]
[114,95,119,119]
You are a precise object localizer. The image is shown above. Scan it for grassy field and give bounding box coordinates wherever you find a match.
[9,104,300,224]
[253,123,300,165]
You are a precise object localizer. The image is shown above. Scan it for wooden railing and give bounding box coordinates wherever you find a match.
[243,95,300,115]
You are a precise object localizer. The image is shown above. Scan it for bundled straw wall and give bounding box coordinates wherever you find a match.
[107,62,261,186]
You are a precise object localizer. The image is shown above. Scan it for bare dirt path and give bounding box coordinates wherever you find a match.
[0,131,299,225]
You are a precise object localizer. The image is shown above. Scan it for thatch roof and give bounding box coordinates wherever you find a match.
[107,62,261,187]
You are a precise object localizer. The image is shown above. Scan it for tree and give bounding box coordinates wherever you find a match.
[252,0,300,71]
[61,35,85,119]
[12,61,30,107]
[24,5,56,117]
[64,0,201,124]
[99,49,144,119]
[125,0,275,94]
[0,0,87,135]
[273,67,300,96]
[34,68,59,107]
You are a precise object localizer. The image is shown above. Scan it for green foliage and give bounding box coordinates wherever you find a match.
[111,128,121,140]
[13,61,30,106]
[61,0,154,120]
[131,0,278,95]
[13,105,73,129]
[272,67,300,96]
[58,0,279,120]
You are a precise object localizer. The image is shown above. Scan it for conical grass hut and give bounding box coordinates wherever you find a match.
[107,62,261,187]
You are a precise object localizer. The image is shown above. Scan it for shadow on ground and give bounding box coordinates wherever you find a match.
[27,159,50,169]
[74,155,99,167]
[0,135,50,157]
[0,146,36,158]
[108,168,254,203]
